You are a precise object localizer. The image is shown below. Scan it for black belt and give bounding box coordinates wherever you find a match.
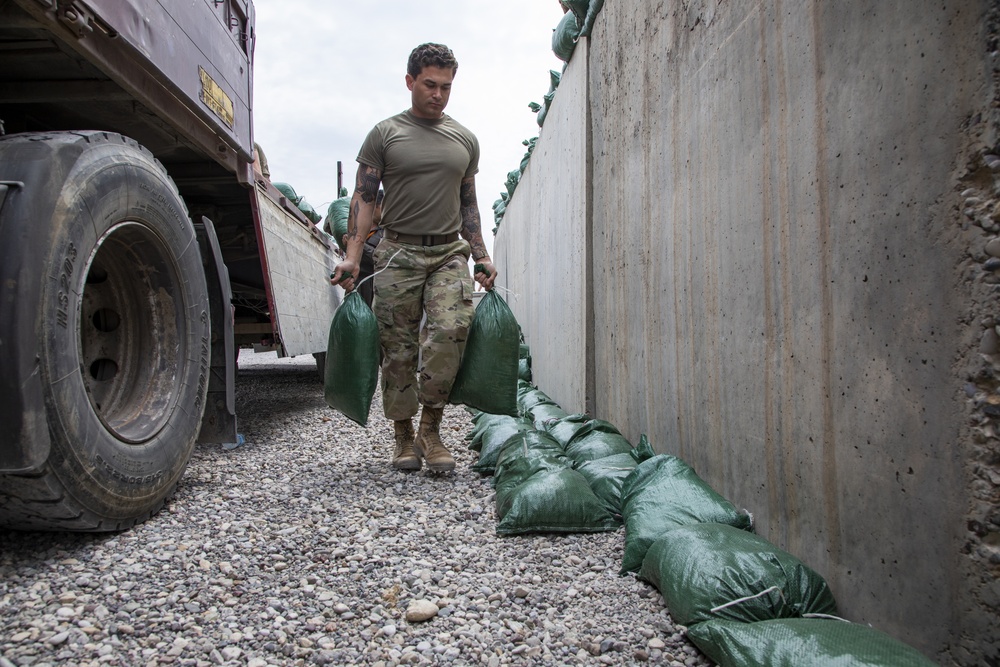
[384,230,459,246]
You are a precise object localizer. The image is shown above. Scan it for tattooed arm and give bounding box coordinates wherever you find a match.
[331,164,381,293]
[458,175,498,290]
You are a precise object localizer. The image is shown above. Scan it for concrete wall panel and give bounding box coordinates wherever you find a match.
[496,0,995,660]
[495,41,590,414]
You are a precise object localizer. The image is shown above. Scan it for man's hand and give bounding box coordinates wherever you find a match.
[473,259,498,291]
[331,260,358,293]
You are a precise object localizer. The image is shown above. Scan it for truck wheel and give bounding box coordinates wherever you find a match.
[0,131,210,531]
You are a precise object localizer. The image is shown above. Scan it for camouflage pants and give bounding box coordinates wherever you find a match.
[372,238,475,420]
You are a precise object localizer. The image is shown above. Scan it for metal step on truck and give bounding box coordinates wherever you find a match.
[0,0,342,531]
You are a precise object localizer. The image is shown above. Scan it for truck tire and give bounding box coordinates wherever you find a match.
[0,131,211,531]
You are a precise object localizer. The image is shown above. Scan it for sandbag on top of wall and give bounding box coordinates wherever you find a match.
[619,454,754,574]
[685,618,936,667]
[639,523,837,627]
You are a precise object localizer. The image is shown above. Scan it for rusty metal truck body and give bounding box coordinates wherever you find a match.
[0,0,340,530]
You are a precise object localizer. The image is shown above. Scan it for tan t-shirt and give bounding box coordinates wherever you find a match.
[357,110,479,236]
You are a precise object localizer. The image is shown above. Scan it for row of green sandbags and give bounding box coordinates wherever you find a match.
[467,379,936,666]
[273,181,322,224]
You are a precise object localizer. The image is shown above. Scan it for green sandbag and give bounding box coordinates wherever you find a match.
[629,433,657,463]
[471,417,534,475]
[494,430,566,474]
[686,618,937,667]
[620,454,753,573]
[495,453,570,505]
[544,415,623,449]
[450,290,520,417]
[518,342,532,382]
[517,385,556,414]
[466,413,515,451]
[273,181,300,203]
[639,524,837,626]
[565,428,633,463]
[528,402,570,430]
[323,291,379,426]
[297,197,322,224]
[573,452,637,519]
[496,460,620,536]
[324,197,350,248]
[562,0,605,37]
[552,10,580,62]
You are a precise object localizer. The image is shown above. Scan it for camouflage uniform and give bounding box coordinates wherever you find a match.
[373,238,475,420]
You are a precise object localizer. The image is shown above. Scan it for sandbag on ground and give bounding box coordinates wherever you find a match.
[639,523,837,626]
[686,618,936,667]
[619,454,753,573]
[517,383,558,414]
[495,455,620,536]
[471,417,535,475]
[493,430,567,476]
[564,426,634,463]
[527,402,570,429]
[543,413,593,444]
[518,342,532,382]
[573,452,637,519]
[466,412,513,452]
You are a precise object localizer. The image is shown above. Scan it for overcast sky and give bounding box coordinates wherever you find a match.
[251,0,567,254]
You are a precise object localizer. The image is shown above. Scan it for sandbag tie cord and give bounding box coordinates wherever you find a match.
[709,585,785,614]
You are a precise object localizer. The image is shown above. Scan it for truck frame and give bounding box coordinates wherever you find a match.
[0,0,340,531]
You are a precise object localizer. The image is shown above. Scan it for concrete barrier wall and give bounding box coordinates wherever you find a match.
[495,0,997,661]
[495,42,590,414]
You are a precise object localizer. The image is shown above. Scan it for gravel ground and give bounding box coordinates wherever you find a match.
[0,351,712,667]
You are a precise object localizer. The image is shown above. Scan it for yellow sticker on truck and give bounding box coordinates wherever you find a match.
[198,66,234,128]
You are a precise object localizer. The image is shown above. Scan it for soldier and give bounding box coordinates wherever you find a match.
[331,42,496,472]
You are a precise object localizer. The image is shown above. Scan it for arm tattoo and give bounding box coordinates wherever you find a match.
[459,177,489,260]
[357,165,381,204]
[345,165,382,245]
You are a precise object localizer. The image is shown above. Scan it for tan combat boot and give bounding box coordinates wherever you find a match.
[392,419,421,471]
[413,406,455,472]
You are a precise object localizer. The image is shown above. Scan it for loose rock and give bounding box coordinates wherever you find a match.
[0,352,711,667]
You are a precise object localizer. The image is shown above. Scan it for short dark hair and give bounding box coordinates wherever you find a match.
[407,43,458,78]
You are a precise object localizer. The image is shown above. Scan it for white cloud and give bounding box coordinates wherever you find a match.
[252,0,567,253]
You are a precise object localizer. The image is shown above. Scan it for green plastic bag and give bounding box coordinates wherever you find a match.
[494,430,566,475]
[323,291,379,426]
[324,197,350,248]
[565,429,633,463]
[528,402,570,430]
[471,417,534,475]
[552,10,580,62]
[639,524,837,626]
[543,413,595,446]
[518,342,532,382]
[686,618,937,667]
[517,384,557,414]
[296,196,322,224]
[495,457,620,536]
[620,454,753,573]
[466,412,515,452]
[494,453,570,505]
[450,290,520,417]
[273,181,300,203]
[573,452,637,519]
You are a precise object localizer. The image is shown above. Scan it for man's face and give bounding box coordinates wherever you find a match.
[406,65,454,119]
